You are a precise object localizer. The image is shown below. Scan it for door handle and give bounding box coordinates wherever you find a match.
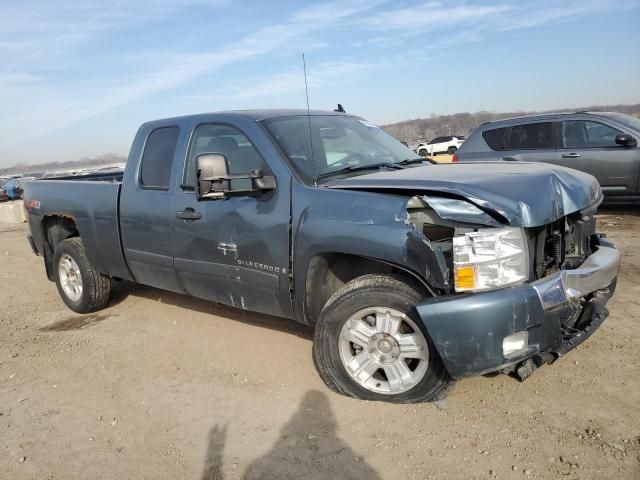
[562,153,581,159]
[176,208,201,220]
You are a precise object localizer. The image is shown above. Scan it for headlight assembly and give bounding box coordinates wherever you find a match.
[453,227,529,292]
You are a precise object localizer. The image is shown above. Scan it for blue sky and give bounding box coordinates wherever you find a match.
[1,0,639,166]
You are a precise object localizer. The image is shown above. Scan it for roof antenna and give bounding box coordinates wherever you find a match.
[334,104,345,113]
[302,53,317,186]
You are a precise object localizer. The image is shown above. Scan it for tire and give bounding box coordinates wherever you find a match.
[418,149,429,157]
[53,237,112,313]
[447,146,457,155]
[313,274,450,403]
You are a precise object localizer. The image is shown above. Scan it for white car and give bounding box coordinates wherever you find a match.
[416,135,465,157]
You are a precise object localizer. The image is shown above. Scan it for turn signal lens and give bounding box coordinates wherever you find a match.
[454,266,475,290]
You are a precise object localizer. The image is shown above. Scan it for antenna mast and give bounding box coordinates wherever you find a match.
[302,53,316,185]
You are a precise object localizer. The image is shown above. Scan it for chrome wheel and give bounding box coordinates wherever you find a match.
[58,253,83,302]
[338,307,429,395]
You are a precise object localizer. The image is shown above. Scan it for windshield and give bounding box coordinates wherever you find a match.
[262,115,421,183]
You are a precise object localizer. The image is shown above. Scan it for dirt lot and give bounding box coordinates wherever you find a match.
[1,210,639,480]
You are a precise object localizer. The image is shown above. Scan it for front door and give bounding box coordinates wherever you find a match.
[555,119,640,197]
[171,123,292,318]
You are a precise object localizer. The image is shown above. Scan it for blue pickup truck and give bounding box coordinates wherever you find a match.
[24,110,620,403]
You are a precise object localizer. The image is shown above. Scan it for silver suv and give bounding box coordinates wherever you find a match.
[455,112,640,203]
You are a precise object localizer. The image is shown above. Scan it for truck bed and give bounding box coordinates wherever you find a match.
[24,179,131,281]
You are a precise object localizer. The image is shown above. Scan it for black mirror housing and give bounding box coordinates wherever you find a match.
[615,133,637,148]
[196,153,276,200]
[196,153,230,199]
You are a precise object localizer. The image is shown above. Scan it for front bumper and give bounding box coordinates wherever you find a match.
[416,238,620,379]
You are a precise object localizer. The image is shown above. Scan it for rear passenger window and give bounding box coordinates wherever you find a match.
[184,124,266,188]
[140,127,179,189]
[507,122,554,150]
[482,128,507,150]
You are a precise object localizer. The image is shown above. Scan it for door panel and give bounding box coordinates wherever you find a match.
[499,121,557,163]
[120,125,182,292]
[555,120,640,196]
[171,123,292,318]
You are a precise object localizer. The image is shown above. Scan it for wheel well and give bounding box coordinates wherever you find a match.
[42,215,79,280]
[304,253,428,324]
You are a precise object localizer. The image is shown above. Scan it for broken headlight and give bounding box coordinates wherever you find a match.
[453,227,529,292]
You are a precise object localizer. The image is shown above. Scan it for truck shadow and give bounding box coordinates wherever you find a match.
[40,312,111,332]
[109,280,314,341]
[201,390,381,480]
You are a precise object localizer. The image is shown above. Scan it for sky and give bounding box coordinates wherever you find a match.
[1,0,639,166]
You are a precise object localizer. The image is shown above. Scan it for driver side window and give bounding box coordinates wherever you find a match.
[562,120,623,148]
[183,124,266,188]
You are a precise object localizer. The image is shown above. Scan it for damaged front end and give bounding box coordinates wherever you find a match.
[404,194,620,380]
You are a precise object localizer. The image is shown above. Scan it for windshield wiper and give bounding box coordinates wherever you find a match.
[396,157,432,166]
[316,162,403,181]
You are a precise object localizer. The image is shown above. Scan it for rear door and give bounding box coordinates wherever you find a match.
[499,120,557,163]
[120,123,183,292]
[555,119,640,197]
[429,136,446,154]
[171,118,293,318]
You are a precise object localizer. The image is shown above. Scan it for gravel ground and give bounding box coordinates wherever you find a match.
[1,209,639,479]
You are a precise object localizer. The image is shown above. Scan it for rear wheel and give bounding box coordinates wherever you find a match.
[313,274,450,403]
[447,146,457,155]
[53,237,112,313]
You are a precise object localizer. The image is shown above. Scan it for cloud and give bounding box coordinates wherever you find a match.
[0,0,382,149]
[183,60,384,102]
[360,2,511,30]
[356,0,640,43]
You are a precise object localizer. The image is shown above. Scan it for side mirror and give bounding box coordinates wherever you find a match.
[196,153,230,200]
[615,133,637,148]
[196,153,276,200]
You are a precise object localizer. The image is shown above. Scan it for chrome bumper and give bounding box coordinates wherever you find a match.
[532,245,620,310]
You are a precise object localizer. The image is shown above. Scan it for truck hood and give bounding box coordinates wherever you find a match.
[326,162,602,227]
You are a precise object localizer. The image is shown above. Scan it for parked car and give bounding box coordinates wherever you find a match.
[24,110,619,403]
[454,112,640,203]
[3,178,24,200]
[416,135,465,157]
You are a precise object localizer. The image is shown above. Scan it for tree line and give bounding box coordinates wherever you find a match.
[0,152,127,176]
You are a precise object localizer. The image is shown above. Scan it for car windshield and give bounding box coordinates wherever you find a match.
[261,115,422,183]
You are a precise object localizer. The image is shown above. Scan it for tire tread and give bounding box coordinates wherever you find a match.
[54,237,111,313]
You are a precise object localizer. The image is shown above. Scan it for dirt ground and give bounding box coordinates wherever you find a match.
[1,209,639,480]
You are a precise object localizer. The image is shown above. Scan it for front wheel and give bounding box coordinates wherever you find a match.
[418,149,429,157]
[313,274,450,403]
[53,237,112,313]
[447,146,457,155]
